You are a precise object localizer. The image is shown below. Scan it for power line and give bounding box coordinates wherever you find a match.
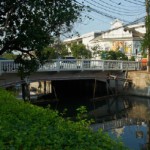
[86,0,145,16]
[85,13,110,25]
[73,0,146,32]
[102,16,145,34]
[135,0,145,4]
[108,0,145,7]
[74,0,129,22]
[97,0,145,12]
[83,12,111,24]
[122,0,145,6]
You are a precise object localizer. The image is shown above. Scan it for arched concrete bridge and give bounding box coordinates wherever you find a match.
[0,59,140,87]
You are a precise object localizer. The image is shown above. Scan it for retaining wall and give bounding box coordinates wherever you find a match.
[127,71,150,97]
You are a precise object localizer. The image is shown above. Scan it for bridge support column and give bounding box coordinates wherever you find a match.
[44,81,46,94]
[21,82,30,101]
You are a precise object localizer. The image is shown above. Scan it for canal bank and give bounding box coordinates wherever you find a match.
[127,71,150,97]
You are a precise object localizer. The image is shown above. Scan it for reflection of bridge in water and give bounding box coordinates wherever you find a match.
[91,118,145,131]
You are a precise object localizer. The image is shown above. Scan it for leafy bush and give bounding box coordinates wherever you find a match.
[0,89,128,149]
[71,43,92,59]
[100,51,128,60]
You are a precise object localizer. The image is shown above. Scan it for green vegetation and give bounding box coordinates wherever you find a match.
[0,0,83,56]
[0,0,84,84]
[0,53,17,60]
[41,44,69,60]
[0,89,128,149]
[71,43,92,59]
[142,52,147,58]
[129,56,135,61]
[0,0,85,101]
[100,51,128,60]
[141,15,150,55]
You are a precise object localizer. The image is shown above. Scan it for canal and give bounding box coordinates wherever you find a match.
[13,79,150,150]
[91,96,150,150]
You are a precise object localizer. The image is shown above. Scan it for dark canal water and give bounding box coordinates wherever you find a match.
[17,79,150,150]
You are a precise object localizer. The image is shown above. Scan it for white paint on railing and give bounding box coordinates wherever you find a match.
[0,59,141,75]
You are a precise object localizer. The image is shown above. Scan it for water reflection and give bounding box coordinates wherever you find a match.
[108,96,150,150]
[91,96,150,150]
[109,123,147,150]
[127,99,150,121]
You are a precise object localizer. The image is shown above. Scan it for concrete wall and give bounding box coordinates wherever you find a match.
[127,71,150,97]
[0,71,110,87]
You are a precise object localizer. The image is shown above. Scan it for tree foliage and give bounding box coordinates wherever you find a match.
[71,43,92,59]
[100,50,128,60]
[0,0,84,81]
[91,45,102,58]
[40,43,69,61]
[1,52,17,60]
[0,0,83,57]
[141,16,150,53]
[15,55,39,79]
[0,88,128,149]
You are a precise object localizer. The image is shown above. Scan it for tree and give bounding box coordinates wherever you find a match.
[71,43,92,59]
[141,0,150,71]
[0,0,83,100]
[1,52,17,60]
[0,0,83,58]
[39,43,69,61]
[14,55,39,100]
[91,45,102,58]
[100,50,128,60]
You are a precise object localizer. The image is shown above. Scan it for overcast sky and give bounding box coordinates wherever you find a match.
[70,0,146,36]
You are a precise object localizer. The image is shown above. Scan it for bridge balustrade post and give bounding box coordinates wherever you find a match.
[81,59,83,71]
[120,61,123,71]
[137,61,141,70]
[106,61,110,70]
[102,61,104,71]
[56,59,60,72]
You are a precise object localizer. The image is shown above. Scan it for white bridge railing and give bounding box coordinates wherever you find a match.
[0,59,141,74]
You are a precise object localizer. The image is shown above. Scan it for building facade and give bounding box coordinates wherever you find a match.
[91,19,145,60]
[63,31,101,55]
[63,19,146,60]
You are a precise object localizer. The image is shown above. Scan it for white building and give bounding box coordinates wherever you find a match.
[63,31,101,54]
[63,19,146,60]
[91,19,145,59]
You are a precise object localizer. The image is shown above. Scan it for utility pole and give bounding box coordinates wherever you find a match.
[146,0,150,72]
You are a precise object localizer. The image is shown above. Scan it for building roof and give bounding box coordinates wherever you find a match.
[90,21,145,43]
[63,31,101,43]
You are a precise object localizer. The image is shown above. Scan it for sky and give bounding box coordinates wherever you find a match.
[67,0,146,37]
